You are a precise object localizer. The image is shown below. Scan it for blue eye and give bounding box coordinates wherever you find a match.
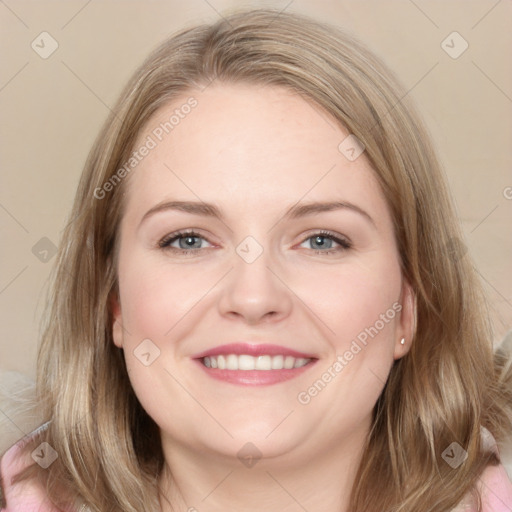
[158,229,352,256]
[299,231,352,255]
[159,231,212,253]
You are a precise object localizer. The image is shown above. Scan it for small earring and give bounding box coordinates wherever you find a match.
[400,338,405,345]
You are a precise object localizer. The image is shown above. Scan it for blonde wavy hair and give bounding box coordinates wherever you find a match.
[2,8,512,512]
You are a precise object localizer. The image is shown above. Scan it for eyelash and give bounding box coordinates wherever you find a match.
[158,229,352,257]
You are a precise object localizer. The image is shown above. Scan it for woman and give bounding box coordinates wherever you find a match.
[1,8,511,512]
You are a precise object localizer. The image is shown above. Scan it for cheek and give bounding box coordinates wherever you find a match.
[296,260,402,425]
[117,254,212,343]
[304,256,402,356]
[316,262,401,328]
[115,254,201,424]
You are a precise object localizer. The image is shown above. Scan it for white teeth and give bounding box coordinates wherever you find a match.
[202,354,312,370]
[238,355,255,370]
[226,354,238,370]
[255,355,272,370]
[284,356,295,369]
[271,354,284,369]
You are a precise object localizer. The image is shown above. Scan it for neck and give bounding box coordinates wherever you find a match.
[158,425,369,512]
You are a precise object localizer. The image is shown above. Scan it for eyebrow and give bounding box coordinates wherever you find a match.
[139,200,376,228]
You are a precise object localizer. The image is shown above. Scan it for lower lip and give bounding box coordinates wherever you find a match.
[194,359,317,386]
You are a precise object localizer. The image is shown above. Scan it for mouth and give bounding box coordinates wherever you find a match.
[193,343,318,386]
[202,354,312,370]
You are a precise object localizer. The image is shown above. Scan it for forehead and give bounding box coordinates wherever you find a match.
[123,82,388,226]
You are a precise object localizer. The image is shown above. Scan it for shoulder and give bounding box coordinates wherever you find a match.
[454,427,512,511]
[478,462,512,511]
[478,427,512,511]
[0,423,63,511]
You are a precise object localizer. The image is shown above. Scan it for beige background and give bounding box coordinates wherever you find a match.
[1,0,511,380]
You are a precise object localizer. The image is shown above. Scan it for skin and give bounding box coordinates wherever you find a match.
[111,82,415,512]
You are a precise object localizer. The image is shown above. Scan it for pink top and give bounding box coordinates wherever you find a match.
[1,426,511,511]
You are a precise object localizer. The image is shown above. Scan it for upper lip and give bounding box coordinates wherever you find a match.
[193,343,317,359]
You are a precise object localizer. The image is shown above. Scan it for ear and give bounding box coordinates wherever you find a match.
[110,291,124,349]
[393,278,416,360]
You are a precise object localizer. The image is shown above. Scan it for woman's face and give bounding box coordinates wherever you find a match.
[112,83,415,465]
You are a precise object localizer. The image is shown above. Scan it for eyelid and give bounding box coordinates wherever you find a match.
[158,229,214,249]
[158,228,352,256]
[296,229,352,252]
[300,229,351,244]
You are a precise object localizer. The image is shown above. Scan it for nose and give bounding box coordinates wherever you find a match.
[217,245,293,325]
